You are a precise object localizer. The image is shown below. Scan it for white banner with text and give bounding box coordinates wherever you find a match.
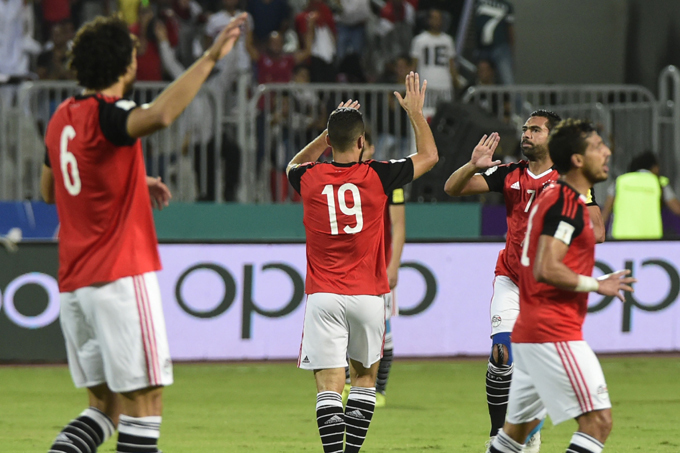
[157,242,680,360]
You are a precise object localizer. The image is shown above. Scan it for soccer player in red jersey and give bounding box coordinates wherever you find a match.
[287,72,438,453]
[444,110,605,452]
[39,14,246,453]
[487,119,636,453]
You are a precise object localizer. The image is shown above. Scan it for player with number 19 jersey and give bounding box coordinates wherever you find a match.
[44,94,161,292]
[288,159,414,296]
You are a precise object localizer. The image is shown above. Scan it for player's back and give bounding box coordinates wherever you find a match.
[289,159,413,296]
[514,181,595,343]
[45,94,160,292]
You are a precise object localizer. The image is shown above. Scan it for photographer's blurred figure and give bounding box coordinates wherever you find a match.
[603,151,680,239]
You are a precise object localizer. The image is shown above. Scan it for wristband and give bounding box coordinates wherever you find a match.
[575,275,599,292]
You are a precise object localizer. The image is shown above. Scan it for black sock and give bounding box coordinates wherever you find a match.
[376,347,393,394]
[116,415,161,453]
[566,432,604,453]
[316,391,345,453]
[48,407,115,453]
[344,387,376,453]
[487,361,513,437]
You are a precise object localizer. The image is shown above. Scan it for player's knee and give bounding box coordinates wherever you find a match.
[490,333,513,367]
[579,410,613,440]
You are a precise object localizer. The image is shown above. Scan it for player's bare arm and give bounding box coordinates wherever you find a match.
[394,72,439,179]
[126,13,247,138]
[40,165,55,204]
[147,176,172,210]
[443,133,500,196]
[286,100,360,175]
[534,235,635,301]
[387,204,406,289]
[588,205,605,243]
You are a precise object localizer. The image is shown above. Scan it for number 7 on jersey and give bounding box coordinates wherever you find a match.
[322,183,364,235]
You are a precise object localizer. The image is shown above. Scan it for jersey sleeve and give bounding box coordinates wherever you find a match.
[287,163,312,195]
[541,196,585,246]
[409,35,421,59]
[586,188,598,206]
[388,188,406,206]
[480,164,513,193]
[98,99,138,147]
[368,158,415,195]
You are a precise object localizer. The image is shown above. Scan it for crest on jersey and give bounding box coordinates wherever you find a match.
[492,315,502,327]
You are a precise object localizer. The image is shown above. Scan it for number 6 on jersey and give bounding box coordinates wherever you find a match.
[60,125,82,196]
[322,183,364,235]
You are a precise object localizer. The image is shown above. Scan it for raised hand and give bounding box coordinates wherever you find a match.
[207,12,248,62]
[338,99,361,110]
[470,133,501,170]
[596,270,636,302]
[394,71,427,117]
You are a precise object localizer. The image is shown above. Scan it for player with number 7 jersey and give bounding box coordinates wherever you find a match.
[286,72,438,453]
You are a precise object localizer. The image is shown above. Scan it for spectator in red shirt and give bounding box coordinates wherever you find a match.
[295,0,336,82]
[129,5,180,81]
[248,11,315,84]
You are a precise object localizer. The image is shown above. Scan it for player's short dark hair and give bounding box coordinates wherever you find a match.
[548,119,596,174]
[628,150,658,172]
[327,108,365,152]
[69,16,135,91]
[530,110,562,131]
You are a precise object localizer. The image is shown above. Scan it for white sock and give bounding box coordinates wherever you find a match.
[567,432,604,453]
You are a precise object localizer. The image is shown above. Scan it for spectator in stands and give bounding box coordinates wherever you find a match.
[477,58,495,85]
[247,17,314,84]
[172,0,207,67]
[130,5,180,81]
[410,9,458,114]
[375,54,414,161]
[376,0,415,70]
[247,0,291,44]
[295,0,336,82]
[41,0,71,41]
[603,151,680,239]
[205,0,253,82]
[36,21,75,80]
[474,0,514,85]
[416,0,464,36]
[331,0,372,64]
[0,0,32,79]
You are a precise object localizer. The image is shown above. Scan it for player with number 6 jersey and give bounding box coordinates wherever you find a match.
[287,72,438,453]
[39,14,247,453]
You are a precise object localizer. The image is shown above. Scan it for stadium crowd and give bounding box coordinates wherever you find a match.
[0,0,516,89]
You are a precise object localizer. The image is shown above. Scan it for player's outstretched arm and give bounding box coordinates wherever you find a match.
[126,13,248,138]
[444,133,500,197]
[534,235,635,299]
[286,100,360,176]
[394,72,438,180]
[40,165,55,204]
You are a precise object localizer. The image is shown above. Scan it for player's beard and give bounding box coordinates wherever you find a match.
[522,142,548,161]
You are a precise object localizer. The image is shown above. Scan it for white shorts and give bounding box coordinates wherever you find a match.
[507,341,611,425]
[60,272,174,393]
[490,275,519,337]
[298,293,385,370]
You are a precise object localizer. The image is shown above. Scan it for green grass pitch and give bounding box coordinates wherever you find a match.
[1,357,678,452]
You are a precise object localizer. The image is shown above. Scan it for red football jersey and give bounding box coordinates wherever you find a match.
[288,159,414,296]
[44,94,161,292]
[513,181,596,343]
[482,161,559,284]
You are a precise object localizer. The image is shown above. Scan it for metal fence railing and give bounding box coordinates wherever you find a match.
[2,67,679,203]
[461,81,678,201]
[0,81,224,202]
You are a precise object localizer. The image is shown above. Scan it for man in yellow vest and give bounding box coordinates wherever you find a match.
[603,151,680,238]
